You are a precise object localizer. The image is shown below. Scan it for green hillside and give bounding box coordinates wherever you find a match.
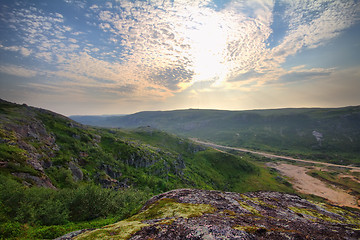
[71,107,360,166]
[0,99,292,239]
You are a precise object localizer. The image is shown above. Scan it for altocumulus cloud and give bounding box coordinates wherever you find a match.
[279,71,332,84]
[0,0,359,114]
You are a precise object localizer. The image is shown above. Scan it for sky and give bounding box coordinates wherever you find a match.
[0,0,360,116]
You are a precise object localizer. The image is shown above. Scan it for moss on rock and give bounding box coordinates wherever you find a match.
[75,197,216,239]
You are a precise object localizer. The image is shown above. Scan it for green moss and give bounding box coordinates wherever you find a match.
[233,225,265,233]
[236,194,278,217]
[309,201,360,227]
[0,128,17,142]
[158,218,176,225]
[289,206,341,223]
[130,198,216,221]
[75,198,217,239]
[237,199,260,216]
[222,209,237,218]
[7,162,41,176]
[241,195,265,206]
[74,220,148,240]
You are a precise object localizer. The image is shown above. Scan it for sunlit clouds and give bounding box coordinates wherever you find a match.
[0,0,359,115]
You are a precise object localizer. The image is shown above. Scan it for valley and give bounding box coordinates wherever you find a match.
[0,99,293,239]
[1,99,360,239]
[2,0,360,238]
[192,139,360,209]
[192,139,360,170]
[71,106,360,167]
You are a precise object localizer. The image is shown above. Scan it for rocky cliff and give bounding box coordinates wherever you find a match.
[60,188,360,240]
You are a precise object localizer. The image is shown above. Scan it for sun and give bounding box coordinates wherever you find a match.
[182,9,230,86]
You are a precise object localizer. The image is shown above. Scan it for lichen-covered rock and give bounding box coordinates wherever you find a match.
[0,102,58,188]
[69,161,84,181]
[68,189,360,240]
[11,172,55,188]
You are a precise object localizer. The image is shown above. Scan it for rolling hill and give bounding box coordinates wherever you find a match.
[0,99,292,239]
[71,106,360,166]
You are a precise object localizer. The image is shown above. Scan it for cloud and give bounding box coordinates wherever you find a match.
[0,65,38,78]
[0,45,32,56]
[0,0,359,108]
[272,0,360,60]
[0,3,76,64]
[279,70,332,83]
[150,66,194,91]
[87,0,276,89]
[228,70,265,82]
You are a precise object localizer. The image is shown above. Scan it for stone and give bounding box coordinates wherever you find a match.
[68,189,360,239]
[69,161,83,181]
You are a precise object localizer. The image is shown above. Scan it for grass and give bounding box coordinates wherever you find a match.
[81,107,360,166]
[307,169,360,195]
[0,99,298,239]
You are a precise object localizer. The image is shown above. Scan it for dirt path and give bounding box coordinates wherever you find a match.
[192,139,360,171]
[192,139,360,208]
[267,163,359,209]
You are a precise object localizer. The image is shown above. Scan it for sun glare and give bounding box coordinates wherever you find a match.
[183,10,229,85]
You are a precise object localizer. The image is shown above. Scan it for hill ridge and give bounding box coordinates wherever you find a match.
[71,106,360,166]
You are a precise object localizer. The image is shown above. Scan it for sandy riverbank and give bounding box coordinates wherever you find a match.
[267,162,359,209]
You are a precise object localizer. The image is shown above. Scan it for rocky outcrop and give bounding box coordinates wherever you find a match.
[100,163,122,179]
[5,118,58,171]
[69,189,360,240]
[0,103,58,188]
[69,162,84,181]
[11,172,55,189]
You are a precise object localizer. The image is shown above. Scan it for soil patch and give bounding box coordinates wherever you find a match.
[267,162,359,209]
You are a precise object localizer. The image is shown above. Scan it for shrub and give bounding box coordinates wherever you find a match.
[0,175,25,219]
[66,184,113,221]
[14,187,69,226]
[0,174,150,230]
[32,225,67,239]
[0,221,22,239]
[64,184,150,222]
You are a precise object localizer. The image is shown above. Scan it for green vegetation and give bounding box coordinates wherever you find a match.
[74,198,216,240]
[73,107,360,166]
[233,225,265,234]
[288,205,360,227]
[307,169,360,195]
[0,176,150,239]
[0,99,295,239]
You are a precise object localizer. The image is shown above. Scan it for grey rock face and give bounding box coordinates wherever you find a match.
[69,189,360,240]
[69,161,83,181]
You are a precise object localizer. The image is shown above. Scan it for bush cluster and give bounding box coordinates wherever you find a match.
[0,175,150,239]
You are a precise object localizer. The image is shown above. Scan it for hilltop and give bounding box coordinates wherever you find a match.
[71,107,360,166]
[0,99,292,239]
[0,99,291,193]
[61,188,360,240]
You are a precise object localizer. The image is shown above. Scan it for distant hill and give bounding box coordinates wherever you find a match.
[70,114,126,126]
[70,106,360,166]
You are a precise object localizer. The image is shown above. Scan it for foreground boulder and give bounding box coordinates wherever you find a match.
[66,189,360,239]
